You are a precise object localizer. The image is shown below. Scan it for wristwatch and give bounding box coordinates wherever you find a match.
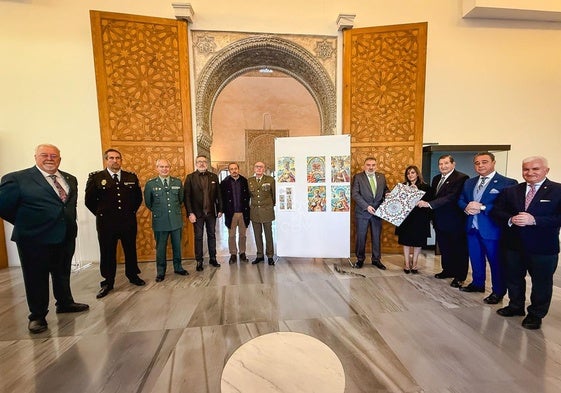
[480,205,486,211]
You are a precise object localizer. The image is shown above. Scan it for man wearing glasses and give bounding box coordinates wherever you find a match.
[184,155,223,271]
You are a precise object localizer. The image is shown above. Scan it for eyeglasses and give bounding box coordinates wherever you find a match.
[196,160,208,164]
[37,153,59,159]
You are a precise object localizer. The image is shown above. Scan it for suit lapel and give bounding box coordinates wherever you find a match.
[31,167,60,199]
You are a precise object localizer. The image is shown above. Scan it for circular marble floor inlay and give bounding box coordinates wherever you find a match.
[221,331,345,393]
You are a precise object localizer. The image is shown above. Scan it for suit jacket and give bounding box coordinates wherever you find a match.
[220,175,250,228]
[458,173,518,240]
[0,166,78,244]
[144,176,184,231]
[85,169,142,225]
[351,171,389,218]
[430,170,469,232]
[183,170,222,217]
[248,175,275,223]
[491,178,561,255]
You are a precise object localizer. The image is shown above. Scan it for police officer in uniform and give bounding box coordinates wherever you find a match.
[85,148,145,298]
[248,161,276,265]
[144,158,188,281]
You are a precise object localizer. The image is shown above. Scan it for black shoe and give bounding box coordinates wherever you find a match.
[372,260,386,270]
[450,279,463,288]
[522,314,542,330]
[354,260,364,269]
[434,271,452,279]
[229,254,237,264]
[239,253,249,262]
[129,277,146,286]
[155,275,165,282]
[209,259,221,267]
[56,302,89,313]
[252,257,264,265]
[196,261,204,271]
[411,269,419,274]
[28,319,48,334]
[174,270,188,276]
[483,293,503,304]
[96,285,113,299]
[459,283,485,293]
[268,257,275,265]
[404,269,410,274]
[497,306,525,317]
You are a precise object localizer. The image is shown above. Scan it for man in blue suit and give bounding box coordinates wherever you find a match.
[0,144,89,334]
[491,156,561,330]
[351,157,389,269]
[458,152,517,304]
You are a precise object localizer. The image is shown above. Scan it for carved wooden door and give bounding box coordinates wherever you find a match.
[343,23,428,253]
[90,11,195,261]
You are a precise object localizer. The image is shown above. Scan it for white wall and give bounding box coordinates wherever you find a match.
[1,0,560,265]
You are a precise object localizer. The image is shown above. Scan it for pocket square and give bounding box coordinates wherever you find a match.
[540,199,551,202]
[489,188,500,194]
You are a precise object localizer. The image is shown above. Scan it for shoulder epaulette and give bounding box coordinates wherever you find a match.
[88,170,102,176]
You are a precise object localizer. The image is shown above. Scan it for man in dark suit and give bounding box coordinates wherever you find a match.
[248,161,276,265]
[144,158,187,282]
[418,154,469,287]
[220,162,251,264]
[85,148,145,299]
[491,156,561,330]
[351,157,389,269]
[184,154,223,271]
[0,144,89,334]
[458,152,517,303]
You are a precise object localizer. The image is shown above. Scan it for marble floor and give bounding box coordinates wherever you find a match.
[1,242,561,392]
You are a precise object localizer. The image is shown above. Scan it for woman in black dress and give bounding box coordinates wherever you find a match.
[395,165,432,274]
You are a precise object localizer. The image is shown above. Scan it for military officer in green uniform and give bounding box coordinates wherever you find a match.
[144,158,188,281]
[248,161,276,265]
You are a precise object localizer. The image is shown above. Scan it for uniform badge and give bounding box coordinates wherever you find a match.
[101,179,107,186]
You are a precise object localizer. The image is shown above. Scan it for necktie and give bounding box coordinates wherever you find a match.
[49,175,68,202]
[368,174,377,195]
[436,176,446,193]
[257,177,261,183]
[163,178,168,188]
[477,176,488,192]
[525,184,536,210]
[113,173,119,184]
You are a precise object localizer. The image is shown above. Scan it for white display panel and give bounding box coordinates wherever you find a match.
[275,135,350,258]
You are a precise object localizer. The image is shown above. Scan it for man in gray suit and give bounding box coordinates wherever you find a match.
[0,144,88,334]
[144,158,188,282]
[351,157,389,269]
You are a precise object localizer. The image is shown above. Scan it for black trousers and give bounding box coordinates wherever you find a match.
[97,218,140,287]
[17,239,75,321]
[436,229,469,281]
[504,248,558,318]
[193,213,217,262]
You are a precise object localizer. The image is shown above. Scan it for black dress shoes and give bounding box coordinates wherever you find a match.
[96,285,113,299]
[450,279,462,288]
[155,275,165,282]
[404,269,410,274]
[252,257,264,264]
[174,270,189,276]
[354,260,364,269]
[239,253,249,262]
[372,260,386,270]
[268,257,275,265]
[56,302,90,313]
[129,277,146,286]
[496,306,525,317]
[459,283,485,293]
[483,293,503,304]
[209,259,221,267]
[522,314,542,330]
[434,271,452,279]
[196,261,204,271]
[28,319,48,334]
[229,254,237,264]
[411,269,419,274]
